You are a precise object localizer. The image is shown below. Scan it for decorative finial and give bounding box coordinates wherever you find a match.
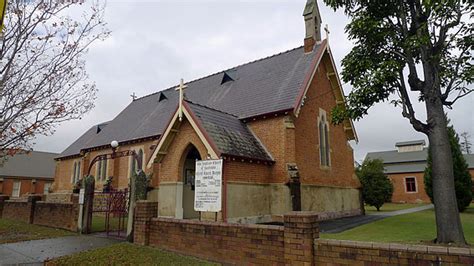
[130,92,137,101]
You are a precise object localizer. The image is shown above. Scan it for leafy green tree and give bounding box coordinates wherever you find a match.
[425,124,473,212]
[323,0,473,244]
[357,159,393,211]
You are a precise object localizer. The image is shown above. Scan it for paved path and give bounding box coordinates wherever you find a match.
[320,204,434,234]
[0,235,120,265]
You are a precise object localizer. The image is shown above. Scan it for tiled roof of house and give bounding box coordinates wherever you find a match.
[0,151,58,179]
[58,44,322,159]
[187,102,273,161]
[367,149,428,164]
[366,148,474,174]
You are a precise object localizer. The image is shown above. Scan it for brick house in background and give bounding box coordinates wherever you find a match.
[0,151,57,198]
[54,0,362,223]
[366,140,474,203]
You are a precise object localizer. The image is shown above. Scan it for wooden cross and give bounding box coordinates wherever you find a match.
[130,92,137,101]
[175,78,187,121]
[324,24,330,40]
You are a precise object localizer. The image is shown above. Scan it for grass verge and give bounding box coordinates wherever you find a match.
[0,219,75,244]
[322,204,474,245]
[46,242,219,265]
[364,203,428,213]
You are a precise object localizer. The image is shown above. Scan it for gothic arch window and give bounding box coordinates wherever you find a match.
[71,162,77,184]
[129,148,144,178]
[71,161,82,184]
[96,158,107,181]
[318,109,330,167]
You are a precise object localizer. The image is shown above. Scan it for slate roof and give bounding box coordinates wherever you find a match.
[0,151,58,179]
[58,44,323,159]
[186,102,273,161]
[366,148,474,174]
[60,121,111,158]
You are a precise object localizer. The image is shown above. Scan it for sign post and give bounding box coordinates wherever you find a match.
[194,159,223,218]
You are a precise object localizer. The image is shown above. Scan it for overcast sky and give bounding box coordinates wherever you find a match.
[33,0,474,162]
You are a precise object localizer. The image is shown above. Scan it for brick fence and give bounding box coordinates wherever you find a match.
[134,201,474,265]
[315,239,474,265]
[134,201,319,264]
[1,194,79,231]
[34,195,80,231]
[2,195,42,223]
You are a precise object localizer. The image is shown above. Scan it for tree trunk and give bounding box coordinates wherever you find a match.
[425,97,466,244]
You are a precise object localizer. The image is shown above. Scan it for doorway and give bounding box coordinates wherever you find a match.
[182,145,201,219]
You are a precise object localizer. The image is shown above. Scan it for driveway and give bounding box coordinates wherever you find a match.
[320,204,434,233]
[0,235,120,265]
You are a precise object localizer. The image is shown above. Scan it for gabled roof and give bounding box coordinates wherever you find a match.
[59,42,355,159]
[366,147,474,174]
[186,102,273,161]
[148,101,273,167]
[0,151,58,179]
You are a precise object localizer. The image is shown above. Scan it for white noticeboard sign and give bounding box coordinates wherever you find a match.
[79,188,85,204]
[194,159,223,212]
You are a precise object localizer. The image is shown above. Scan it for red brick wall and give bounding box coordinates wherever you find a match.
[0,178,52,198]
[389,172,430,203]
[294,55,359,188]
[315,239,474,265]
[33,197,79,231]
[2,195,42,223]
[134,201,319,265]
[224,160,272,183]
[248,116,291,183]
[2,195,78,231]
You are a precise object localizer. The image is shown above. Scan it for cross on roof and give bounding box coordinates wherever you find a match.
[324,24,330,40]
[130,92,137,101]
[175,78,188,121]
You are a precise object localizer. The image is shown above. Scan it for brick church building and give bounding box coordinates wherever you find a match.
[53,0,362,223]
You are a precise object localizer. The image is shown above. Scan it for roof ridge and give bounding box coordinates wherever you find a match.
[185,100,238,118]
[134,45,305,101]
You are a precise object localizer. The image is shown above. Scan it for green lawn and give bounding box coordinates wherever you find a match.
[322,204,474,245]
[46,243,218,266]
[364,203,428,213]
[0,219,75,244]
[91,215,128,233]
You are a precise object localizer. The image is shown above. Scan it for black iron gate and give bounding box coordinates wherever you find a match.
[90,189,129,238]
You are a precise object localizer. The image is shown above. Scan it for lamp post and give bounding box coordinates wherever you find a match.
[86,140,142,176]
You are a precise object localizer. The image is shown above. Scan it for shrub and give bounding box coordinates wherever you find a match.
[357,158,394,211]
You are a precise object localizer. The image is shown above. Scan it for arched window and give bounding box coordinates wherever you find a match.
[72,162,77,184]
[130,148,144,178]
[72,161,82,183]
[76,161,81,182]
[96,159,107,181]
[318,110,330,167]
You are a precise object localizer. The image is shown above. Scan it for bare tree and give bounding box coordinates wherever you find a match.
[0,0,109,157]
[460,132,472,154]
